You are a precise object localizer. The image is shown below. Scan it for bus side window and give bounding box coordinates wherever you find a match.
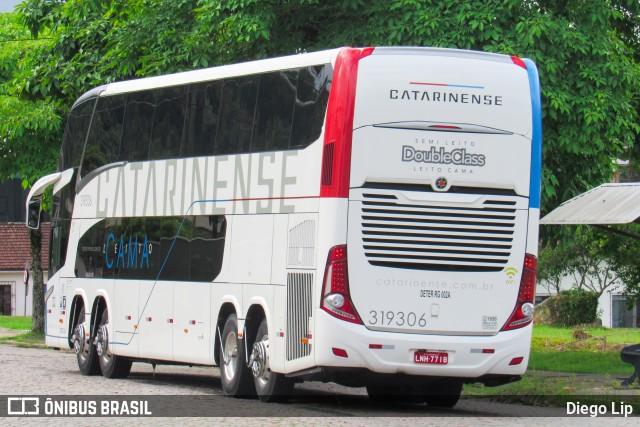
[81,95,125,178]
[217,75,259,155]
[49,181,76,276]
[150,86,187,160]
[191,215,226,282]
[59,98,95,171]
[159,216,191,281]
[121,91,154,162]
[291,65,331,149]
[183,81,222,158]
[252,71,297,152]
[75,219,105,279]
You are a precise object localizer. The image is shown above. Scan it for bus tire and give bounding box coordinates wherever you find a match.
[74,306,100,375]
[219,313,255,397]
[96,309,132,379]
[423,380,462,408]
[251,318,294,402]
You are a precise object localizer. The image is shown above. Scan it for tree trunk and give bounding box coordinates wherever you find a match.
[30,227,45,334]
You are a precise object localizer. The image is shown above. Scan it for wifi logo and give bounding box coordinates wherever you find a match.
[504,267,518,279]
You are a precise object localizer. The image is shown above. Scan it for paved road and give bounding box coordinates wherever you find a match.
[0,344,635,426]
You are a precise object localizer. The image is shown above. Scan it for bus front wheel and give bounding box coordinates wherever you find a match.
[96,309,132,379]
[219,313,255,397]
[250,318,294,402]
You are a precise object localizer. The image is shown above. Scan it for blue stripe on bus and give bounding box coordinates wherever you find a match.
[524,58,542,209]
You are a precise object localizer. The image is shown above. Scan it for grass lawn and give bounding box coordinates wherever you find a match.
[0,331,45,345]
[532,325,640,349]
[466,325,640,409]
[0,315,31,330]
[528,325,640,375]
[529,351,631,375]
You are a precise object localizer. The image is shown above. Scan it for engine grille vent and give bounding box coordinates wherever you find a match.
[286,272,313,361]
[360,193,517,272]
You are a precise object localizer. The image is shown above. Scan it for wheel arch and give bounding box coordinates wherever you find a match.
[90,296,108,338]
[214,302,239,366]
[67,294,86,348]
[244,303,267,356]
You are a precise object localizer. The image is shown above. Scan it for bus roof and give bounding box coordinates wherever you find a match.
[70,47,521,109]
[101,48,343,97]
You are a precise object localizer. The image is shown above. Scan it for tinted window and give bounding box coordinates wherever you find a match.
[49,172,77,276]
[252,71,297,152]
[81,95,125,177]
[183,81,222,157]
[121,91,154,162]
[150,87,187,160]
[217,76,259,155]
[59,98,95,171]
[74,219,105,279]
[76,64,332,175]
[190,215,226,281]
[75,215,226,282]
[291,65,331,149]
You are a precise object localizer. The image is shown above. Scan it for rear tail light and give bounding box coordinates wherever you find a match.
[509,357,524,366]
[501,254,537,331]
[321,245,362,324]
[332,347,349,358]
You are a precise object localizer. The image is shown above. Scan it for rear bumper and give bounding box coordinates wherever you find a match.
[287,366,521,388]
[313,309,532,379]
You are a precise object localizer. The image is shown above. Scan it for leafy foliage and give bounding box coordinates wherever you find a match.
[537,241,578,294]
[601,225,640,308]
[540,224,640,306]
[0,11,60,187]
[538,225,640,299]
[547,289,599,326]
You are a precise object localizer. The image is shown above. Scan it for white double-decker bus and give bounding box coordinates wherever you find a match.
[27,46,541,405]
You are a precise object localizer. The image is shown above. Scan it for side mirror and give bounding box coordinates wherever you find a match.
[27,199,41,229]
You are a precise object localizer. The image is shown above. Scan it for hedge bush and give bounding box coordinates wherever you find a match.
[546,289,599,326]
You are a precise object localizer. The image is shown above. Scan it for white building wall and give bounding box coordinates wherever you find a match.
[0,270,49,317]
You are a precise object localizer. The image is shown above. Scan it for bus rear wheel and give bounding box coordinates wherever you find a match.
[219,313,255,397]
[96,309,132,379]
[74,306,100,375]
[250,318,294,402]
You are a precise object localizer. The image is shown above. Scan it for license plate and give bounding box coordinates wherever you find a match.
[414,351,448,365]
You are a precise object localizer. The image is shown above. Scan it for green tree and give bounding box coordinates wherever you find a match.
[565,226,625,299]
[539,224,640,303]
[600,224,640,308]
[538,240,578,294]
[0,11,61,333]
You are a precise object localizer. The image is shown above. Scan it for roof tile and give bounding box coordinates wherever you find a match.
[0,222,51,271]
